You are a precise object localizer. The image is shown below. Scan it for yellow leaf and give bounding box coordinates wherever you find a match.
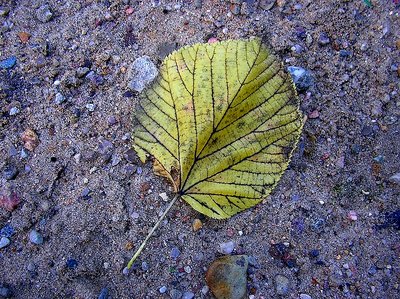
[133,38,303,219]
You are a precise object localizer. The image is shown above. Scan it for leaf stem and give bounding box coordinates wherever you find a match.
[126,194,179,269]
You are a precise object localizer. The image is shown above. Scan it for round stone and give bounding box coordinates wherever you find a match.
[0,237,11,249]
[29,230,43,245]
[275,274,290,295]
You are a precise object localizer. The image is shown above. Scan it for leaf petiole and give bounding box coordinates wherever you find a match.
[126,193,180,270]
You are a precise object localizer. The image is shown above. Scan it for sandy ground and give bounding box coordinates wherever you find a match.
[0,0,399,298]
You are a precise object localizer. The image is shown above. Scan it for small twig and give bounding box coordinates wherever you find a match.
[126,193,179,270]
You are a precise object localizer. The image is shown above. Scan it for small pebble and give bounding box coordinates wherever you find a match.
[0,237,10,249]
[66,258,78,269]
[169,289,182,299]
[361,125,373,137]
[0,285,12,298]
[29,229,43,245]
[0,7,10,16]
[36,4,53,23]
[20,149,29,159]
[98,288,109,299]
[141,261,149,271]
[170,247,181,259]
[291,44,303,54]
[308,110,319,119]
[311,218,326,232]
[201,285,209,294]
[9,107,20,116]
[128,56,158,92]
[182,291,194,299]
[219,241,235,254]
[86,103,96,112]
[318,32,330,45]
[184,265,192,273]
[159,286,167,293]
[389,172,400,184]
[0,56,16,69]
[0,192,21,212]
[373,155,384,164]
[300,294,312,299]
[54,93,65,104]
[3,164,18,180]
[230,4,241,15]
[294,3,303,9]
[107,116,117,126]
[347,211,357,221]
[122,267,130,275]
[76,67,90,78]
[309,249,320,257]
[368,265,378,275]
[159,192,169,201]
[275,274,290,295]
[192,218,203,232]
[0,224,14,238]
[111,154,121,166]
[339,50,351,57]
[22,128,40,151]
[287,66,313,91]
[86,71,104,86]
[259,0,276,10]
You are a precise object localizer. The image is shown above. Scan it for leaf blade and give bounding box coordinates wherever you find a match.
[133,38,303,218]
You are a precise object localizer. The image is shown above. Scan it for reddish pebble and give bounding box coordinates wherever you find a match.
[0,192,21,212]
[18,31,31,43]
[308,110,319,119]
[347,211,357,221]
[208,38,218,44]
[126,7,134,15]
[226,228,235,237]
[321,153,330,160]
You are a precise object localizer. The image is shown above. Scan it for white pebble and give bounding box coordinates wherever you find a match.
[86,103,95,112]
[122,267,130,275]
[159,192,169,201]
[347,211,357,221]
[201,286,209,295]
[9,107,20,115]
[218,241,235,254]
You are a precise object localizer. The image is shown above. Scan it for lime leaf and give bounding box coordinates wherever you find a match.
[133,39,303,219]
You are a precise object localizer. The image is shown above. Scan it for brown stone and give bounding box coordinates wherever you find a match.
[205,255,248,299]
[22,129,40,151]
[192,218,203,232]
[18,31,31,43]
